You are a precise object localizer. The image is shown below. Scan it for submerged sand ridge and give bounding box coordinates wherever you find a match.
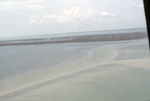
[0,38,150,101]
[0,64,114,99]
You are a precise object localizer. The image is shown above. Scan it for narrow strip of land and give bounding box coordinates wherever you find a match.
[0,32,147,46]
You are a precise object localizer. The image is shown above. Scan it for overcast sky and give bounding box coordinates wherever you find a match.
[0,0,146,38]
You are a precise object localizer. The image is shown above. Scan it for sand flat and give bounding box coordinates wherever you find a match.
[0,38,150,101]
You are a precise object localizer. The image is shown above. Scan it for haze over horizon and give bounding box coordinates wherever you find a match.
[0,0,146,38]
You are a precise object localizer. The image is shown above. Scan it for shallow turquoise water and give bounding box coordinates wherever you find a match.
[0,38,149,101]
[0,42,113,80]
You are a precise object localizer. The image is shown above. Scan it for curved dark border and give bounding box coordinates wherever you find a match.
[143,0,150,50]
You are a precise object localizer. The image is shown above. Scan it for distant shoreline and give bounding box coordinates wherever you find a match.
[0,31,148,46]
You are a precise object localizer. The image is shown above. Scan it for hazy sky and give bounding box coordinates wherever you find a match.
[0,0,146,38]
